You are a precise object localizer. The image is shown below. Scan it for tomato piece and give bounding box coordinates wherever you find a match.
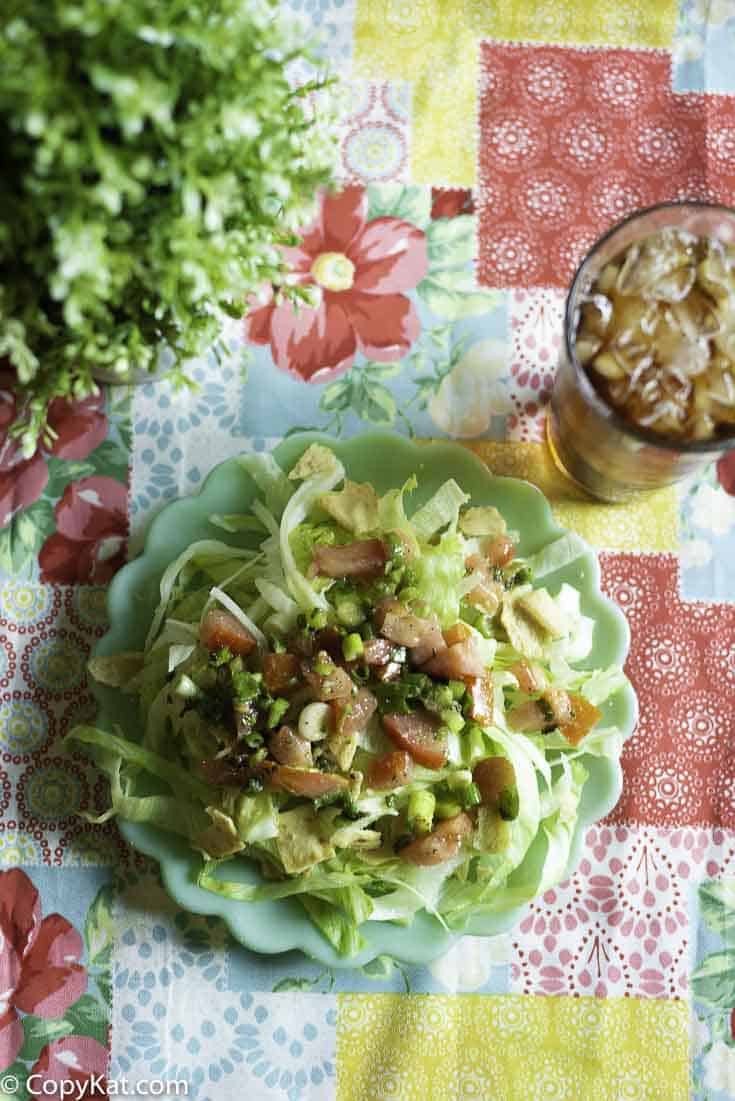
[382,710,447,770]
[422,638,486,679]
[473,757,516,807]
[270,766,349,798]
[442,622,472,647]
[510,660,547,694]
[464,674,493,724]
[366,750,413,790]
[485,535,515,567]
[332,687,377,737]
[558,693,602,746]
[263,652,300,694]
[311,539,388,580]
[199,609,257,656]
[399,812,474,866]
[268,726,312,768]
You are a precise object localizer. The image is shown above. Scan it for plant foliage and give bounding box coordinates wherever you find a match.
[0,0,337,452]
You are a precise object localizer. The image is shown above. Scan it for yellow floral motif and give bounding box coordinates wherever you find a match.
[354,0,677,184]
[457,440,679,552]
[336,994,689,1101]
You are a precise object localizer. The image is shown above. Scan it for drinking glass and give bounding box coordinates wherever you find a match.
[547,201,735,502]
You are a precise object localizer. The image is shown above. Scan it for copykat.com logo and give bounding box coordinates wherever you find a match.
[0,1076,188,1098]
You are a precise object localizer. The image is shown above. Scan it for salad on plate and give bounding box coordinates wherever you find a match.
[70,444,628,957]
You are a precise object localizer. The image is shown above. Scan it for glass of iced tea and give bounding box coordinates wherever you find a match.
[547,201,735,501]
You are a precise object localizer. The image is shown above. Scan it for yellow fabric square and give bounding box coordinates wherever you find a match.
[353,0,677,185]
[336,993,689,1101]
[459,440,680,552]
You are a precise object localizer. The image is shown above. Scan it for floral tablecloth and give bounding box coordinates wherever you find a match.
[2,2,735,1099]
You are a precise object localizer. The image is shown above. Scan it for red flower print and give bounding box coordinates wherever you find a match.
[31,1036,108,1098]
[0,370,108,529]
[39,476,128,585]
[430,188,475,219]
[0,869,87,1071]
[717,451,735,496]
[243,186,428,382]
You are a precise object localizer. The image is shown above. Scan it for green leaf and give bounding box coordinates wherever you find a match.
[18,1015,74,1063]
[366,185,431,228]
[426,215,475,267]
[0,523,36,577]
[363,361,403,381]
[88,439,128,482]
[320,379,353,413]
[417,271,500,320]
[699,878,735,941]
[354,380,396,426]
[84,883,116,964]
[0,1060,30,1101]
[63,993,110,1045]
[95,968,113,1009]
[691,950,735,1008]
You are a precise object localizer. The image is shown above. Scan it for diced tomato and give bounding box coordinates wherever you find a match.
[485,535,515,567]
[399,812,473,866]
[366,750,413,790]
[305,655,354,701]
[311,539,388,580]
[270,766,349,798]
[199,609,257,656]
[363,638,396,665]
[558,693,602,746]
[543,688,574,725]
[422,638,486,679]
[382,710,447,769]
[473,757,515,806]
[465,583,502,616]
[464,674,493,724]
[510,660,547,694]
[442,622,472,647]
[268,726,312,768]
[409,623,447,666]
[263,652,300,694]
[381,605,439,648]
[331,687,377,737]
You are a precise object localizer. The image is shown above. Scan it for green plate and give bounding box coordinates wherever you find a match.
[93,432,637,966]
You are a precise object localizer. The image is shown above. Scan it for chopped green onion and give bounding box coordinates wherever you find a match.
[211,646,233,666]
[336,598,364,627]
[314,659,333,676]
[434,799,462,820]
[267,698,290,729]
[407,789,435,835]
[498,786,520,821]
[462,782,481,809]
[449,680,466,700]
[342,633,364,661]
[440,709,465,734]
[307,610,328,630]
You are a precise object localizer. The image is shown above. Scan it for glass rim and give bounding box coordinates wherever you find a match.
[563,199,735,456]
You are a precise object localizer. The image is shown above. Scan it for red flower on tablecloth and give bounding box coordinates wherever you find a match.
[717,451,735,495]
[243,186,428,382]
[0,370,108,529]
[30,1036,108,1098]
[0,868,87,1071]
[38,476,127,585]
[430,188,475,219]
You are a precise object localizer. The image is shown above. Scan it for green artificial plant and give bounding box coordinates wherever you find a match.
[0,0,337,454]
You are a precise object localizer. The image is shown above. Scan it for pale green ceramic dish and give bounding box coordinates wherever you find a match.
[92,433,637,966]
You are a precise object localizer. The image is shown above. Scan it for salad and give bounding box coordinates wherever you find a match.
[70,444,628,957]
